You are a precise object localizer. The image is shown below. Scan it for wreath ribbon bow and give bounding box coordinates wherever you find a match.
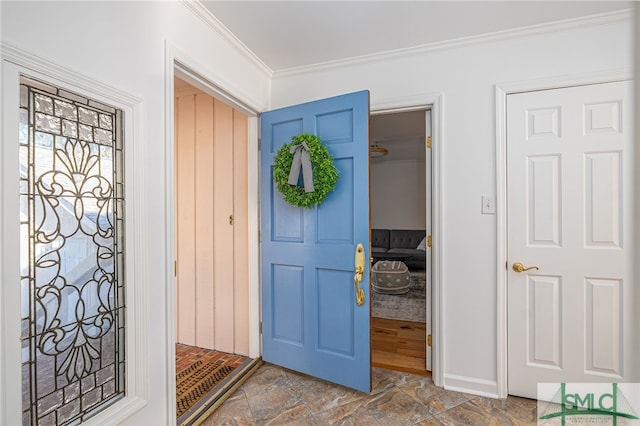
[288,142,315,192]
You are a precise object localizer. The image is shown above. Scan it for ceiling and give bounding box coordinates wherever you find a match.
[201,1,630,72]
[198,1,630,162]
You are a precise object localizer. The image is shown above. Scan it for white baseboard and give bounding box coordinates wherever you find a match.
[443,374,500,399]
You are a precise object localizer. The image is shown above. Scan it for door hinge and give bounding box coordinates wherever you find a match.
[428,334,432,347]
[259,229,262,242]
[427,235,432,248]
[174,260,177,277]
[229,214,234,225]
[259,321,262,334]
[258,138,262,151]
[426,136,432,149]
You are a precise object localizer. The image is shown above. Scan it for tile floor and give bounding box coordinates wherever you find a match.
[201,363,538,425]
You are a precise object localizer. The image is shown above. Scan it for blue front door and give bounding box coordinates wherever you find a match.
[260,91,370,392]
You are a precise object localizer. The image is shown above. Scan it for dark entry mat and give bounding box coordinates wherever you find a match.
[176,360,236,418]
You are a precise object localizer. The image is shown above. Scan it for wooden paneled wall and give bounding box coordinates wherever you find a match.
[175,81,249,355]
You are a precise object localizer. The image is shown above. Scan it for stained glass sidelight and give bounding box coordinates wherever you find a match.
[19,76,125,426]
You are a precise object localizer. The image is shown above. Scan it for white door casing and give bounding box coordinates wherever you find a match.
[425,109,433,372]
[506,81,634,398]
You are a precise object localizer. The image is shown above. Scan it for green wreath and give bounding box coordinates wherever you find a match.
[273,133,339,209]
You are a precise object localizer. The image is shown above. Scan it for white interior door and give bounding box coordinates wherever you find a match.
[507,81,634,398]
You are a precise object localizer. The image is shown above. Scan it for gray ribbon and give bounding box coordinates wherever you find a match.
[288,142,315,193]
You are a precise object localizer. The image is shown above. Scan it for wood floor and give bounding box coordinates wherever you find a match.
[371,317,429,376]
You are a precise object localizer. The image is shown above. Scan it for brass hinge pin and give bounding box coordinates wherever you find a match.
[427,235,432,248]
[426,136,432,149]
[428,334,432,347]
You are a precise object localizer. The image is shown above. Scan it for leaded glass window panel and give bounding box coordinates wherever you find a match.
[19,76,125,426]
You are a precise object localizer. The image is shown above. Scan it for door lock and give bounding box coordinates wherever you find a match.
[354,243,366,306]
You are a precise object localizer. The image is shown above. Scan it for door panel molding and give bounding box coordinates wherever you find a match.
[495,70,633,398]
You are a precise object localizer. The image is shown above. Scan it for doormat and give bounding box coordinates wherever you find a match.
[176,359,236,418]
[371,271,426,322]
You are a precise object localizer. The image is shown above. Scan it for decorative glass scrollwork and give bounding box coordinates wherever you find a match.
[20,76,125,425]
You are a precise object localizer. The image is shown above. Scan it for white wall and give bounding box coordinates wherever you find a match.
[1,1,269,424]
[1,1,635,416]
[371,160,426,230]
[271,18,634,394]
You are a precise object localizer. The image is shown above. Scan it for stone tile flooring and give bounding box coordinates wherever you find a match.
[200,363,538,425]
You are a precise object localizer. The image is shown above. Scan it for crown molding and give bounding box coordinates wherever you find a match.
[182,0,273,78]
[274,8,633,79]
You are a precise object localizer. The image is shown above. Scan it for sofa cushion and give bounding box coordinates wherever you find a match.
[372,246,388,256]
[389,229,426,250]
[388,248,423,256]
[371,229,390,250]
[371,229,427,270]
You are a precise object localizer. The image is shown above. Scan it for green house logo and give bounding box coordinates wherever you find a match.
[539,383,639,425]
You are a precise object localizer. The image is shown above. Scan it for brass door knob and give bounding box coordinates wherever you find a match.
[512,262,539,273]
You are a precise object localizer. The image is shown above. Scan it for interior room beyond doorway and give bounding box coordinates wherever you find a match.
[369,109,431,376]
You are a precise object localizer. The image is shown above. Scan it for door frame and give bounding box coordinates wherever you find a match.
[164,43,263,420]
[340,93,444,386]
[370,102,439,375]
[495,69,633,398]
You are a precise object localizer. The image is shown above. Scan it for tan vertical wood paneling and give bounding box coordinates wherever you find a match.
[175,80,251,354]
[212,99,236,353]
[232,111,250,355]
[194,94,215,348]
[176,95,196,345]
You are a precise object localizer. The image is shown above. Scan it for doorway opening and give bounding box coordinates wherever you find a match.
[173,76,260,425]
[369,108,433,377]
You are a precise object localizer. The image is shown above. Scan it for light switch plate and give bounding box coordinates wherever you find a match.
[482,196,495,214]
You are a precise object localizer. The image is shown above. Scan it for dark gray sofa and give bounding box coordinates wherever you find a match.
[371,229,426,270]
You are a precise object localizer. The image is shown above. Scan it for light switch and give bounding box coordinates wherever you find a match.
[482,196,495,214]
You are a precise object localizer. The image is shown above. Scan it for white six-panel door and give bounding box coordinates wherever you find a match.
[507,81,634,398]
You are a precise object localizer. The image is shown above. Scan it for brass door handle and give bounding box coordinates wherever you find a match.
[354,243,366,306]
[512,262,539,273]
